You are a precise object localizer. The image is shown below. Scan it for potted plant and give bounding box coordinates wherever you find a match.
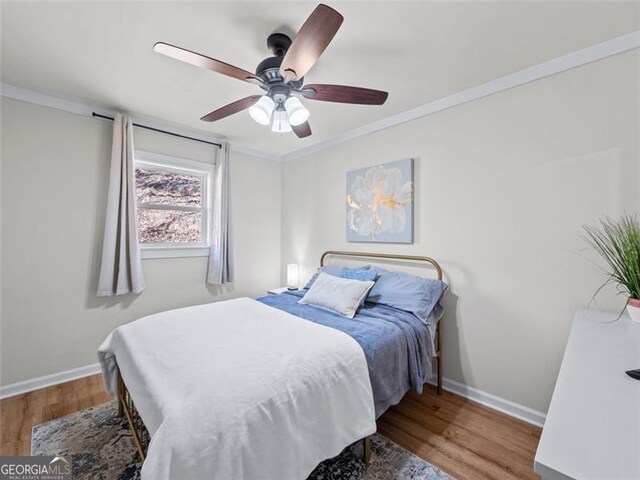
[583,213,640,323]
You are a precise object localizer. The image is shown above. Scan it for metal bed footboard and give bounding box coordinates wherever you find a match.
[116,371,371,464]
[117,372,150,461]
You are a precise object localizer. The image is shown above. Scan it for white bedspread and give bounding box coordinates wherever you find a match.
[98,297,376,480]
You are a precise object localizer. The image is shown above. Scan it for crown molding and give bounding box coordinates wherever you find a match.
[281,29,640,162]
[3,30,639,163]
[0,84,278,162]
[0,83,96,116]
[0,83,225,146]
[228,142,282,162]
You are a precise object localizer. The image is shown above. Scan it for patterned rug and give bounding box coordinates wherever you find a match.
[32,401,453,480]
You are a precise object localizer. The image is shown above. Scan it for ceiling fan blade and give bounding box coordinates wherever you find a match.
[154,42,260,84]
[201,95,263,122]
[280,4,343,83]
[300,84,388,105]
[292,121,312,138]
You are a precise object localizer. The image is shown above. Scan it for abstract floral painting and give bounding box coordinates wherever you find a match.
[346,158,414,243]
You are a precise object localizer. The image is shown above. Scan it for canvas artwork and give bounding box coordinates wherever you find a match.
[346,158,414,243]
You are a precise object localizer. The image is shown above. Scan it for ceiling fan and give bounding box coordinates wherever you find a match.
[153,4,388,138]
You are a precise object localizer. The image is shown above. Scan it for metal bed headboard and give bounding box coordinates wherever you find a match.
[320,251,442,280]
[320,250,444,395]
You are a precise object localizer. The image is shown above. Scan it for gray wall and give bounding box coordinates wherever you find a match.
[279,51,639,413]
[0,98,282,385]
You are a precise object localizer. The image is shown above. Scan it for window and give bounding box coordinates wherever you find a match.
[134,150,214,258]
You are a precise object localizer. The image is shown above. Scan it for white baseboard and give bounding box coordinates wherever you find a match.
[428,377,546,427]
[0,363,546,427]
[0,363,102,400]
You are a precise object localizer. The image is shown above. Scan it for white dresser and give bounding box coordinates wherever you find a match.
[534,309,640,480]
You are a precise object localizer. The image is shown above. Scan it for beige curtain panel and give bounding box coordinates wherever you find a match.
[97,114,145,296]
[207,141,234,285]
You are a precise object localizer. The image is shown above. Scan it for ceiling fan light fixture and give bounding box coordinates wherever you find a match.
[248,96,275,125]
[271,109,292,133]
[284,97,310,126]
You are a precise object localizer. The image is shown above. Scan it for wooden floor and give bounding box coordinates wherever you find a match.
[0,375,541,479]
[378,389,541,480]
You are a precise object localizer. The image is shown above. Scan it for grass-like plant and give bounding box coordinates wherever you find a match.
[583,214,640,300]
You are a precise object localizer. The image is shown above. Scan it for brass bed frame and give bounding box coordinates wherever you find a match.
[117,251,444,465]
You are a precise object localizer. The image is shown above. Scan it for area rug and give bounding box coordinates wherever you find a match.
[32,401,453,480]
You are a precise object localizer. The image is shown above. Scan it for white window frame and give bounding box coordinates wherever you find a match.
[134,150,214,259]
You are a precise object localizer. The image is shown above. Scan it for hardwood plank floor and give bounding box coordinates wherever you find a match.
[0,375,541,479]
[0,375,110,456]
[378,389,541,480]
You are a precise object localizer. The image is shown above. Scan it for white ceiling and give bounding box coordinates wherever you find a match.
[2,2,639,156]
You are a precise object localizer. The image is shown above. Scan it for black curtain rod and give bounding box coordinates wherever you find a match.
[91,112,222,148]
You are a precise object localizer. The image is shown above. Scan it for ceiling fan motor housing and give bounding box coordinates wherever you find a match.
[256,33,304,92]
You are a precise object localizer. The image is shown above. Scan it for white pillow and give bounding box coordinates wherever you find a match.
[298,272,375,319]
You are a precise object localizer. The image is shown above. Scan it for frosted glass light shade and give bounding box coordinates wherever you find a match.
[284,97,310,126]
[287,264,299,289]
[271,109,292,132]
[248,96,275,125]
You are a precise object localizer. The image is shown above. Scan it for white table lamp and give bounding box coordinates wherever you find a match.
[287,264,299,290]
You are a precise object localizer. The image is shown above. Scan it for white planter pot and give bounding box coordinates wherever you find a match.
[627,299,640,323]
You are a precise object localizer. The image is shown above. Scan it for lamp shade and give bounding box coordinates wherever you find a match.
[287,264,299,289]
[248,96,275,125]
[271,109,292,132]
[284,97,310,126]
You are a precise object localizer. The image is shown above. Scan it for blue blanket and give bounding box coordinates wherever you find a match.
[257,291,434,417]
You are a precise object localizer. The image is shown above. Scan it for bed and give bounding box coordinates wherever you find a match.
[98,251,445,480]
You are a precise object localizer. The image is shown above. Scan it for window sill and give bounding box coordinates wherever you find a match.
[140,247,210,259]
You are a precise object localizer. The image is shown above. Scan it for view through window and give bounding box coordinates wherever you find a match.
[134,152,212,250]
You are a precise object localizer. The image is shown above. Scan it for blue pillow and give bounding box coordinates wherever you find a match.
[304,265,370,289]
[340,267,379,305]
[340,267,378,282]
[366,268,448,323]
